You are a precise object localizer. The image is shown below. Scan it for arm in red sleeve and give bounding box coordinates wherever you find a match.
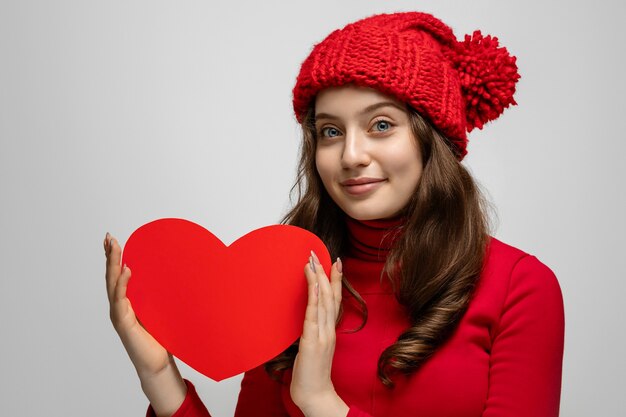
[145,364,290,417]
[145,379,211,417]
[482,255,565,416]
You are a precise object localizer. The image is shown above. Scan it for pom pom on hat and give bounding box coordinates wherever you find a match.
[291,12,521,160]
[450,30,520,132]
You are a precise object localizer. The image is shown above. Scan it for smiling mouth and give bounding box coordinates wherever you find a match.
[342,179,386,196]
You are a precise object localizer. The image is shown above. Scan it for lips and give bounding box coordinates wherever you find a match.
[341,177,386,186]
[341,177,386,196]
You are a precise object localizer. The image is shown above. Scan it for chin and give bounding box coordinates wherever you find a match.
[341,204,399,221]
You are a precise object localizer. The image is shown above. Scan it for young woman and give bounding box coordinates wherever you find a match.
[104,11,565,417]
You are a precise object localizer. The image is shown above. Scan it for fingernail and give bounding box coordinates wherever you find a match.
[309,256,316,273]
[337,257,343,274]
[310,250,320,265]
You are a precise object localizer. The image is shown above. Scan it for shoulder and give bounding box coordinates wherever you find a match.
[479,236,564,316]
[484,236,529,271]
[486,236,560,284]
[482,237,565,350]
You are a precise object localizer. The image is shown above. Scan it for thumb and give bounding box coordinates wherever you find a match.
[114,264,132,301]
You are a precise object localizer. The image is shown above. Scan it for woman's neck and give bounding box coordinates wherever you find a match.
[345,214,406,262]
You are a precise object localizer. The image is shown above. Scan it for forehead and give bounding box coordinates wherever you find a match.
[314,85,406,117]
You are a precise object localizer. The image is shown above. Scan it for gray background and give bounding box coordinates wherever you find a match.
[1,0,624,415]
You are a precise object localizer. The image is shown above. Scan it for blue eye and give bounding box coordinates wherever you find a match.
[373,120,391,132]
[321,127,341,138]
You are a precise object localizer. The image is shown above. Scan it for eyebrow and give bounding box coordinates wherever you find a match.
[315,101,406,121]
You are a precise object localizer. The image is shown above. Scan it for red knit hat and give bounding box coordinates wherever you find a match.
[292,12,520,160]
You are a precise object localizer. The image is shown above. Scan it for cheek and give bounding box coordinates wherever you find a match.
[388,149,419,173]
[315,149,334,182]
[387,149,423,188]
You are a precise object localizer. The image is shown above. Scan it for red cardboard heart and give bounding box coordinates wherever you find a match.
[121,218,330,381]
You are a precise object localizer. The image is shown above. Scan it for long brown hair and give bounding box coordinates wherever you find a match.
[265,102,494,387]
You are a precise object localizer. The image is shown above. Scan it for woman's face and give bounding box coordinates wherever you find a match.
[314,85,423,221]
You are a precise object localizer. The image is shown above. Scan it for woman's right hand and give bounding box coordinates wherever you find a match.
[105,233,189,415]
[104,232,172,379]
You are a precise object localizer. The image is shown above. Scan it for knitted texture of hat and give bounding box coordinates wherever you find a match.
[292,12,520,160]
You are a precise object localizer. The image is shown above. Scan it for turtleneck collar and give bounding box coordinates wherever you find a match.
[345,214,406,262]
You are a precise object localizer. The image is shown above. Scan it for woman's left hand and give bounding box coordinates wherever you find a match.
[290,251,349,417]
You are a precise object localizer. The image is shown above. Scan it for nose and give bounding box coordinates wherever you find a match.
[341,128,371,169]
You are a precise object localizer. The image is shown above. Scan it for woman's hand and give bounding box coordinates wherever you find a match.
[104,233,189,415]
[104,232,172,378]
[290,251,349,417]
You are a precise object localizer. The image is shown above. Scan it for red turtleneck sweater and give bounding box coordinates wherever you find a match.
[146,217,564,417]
